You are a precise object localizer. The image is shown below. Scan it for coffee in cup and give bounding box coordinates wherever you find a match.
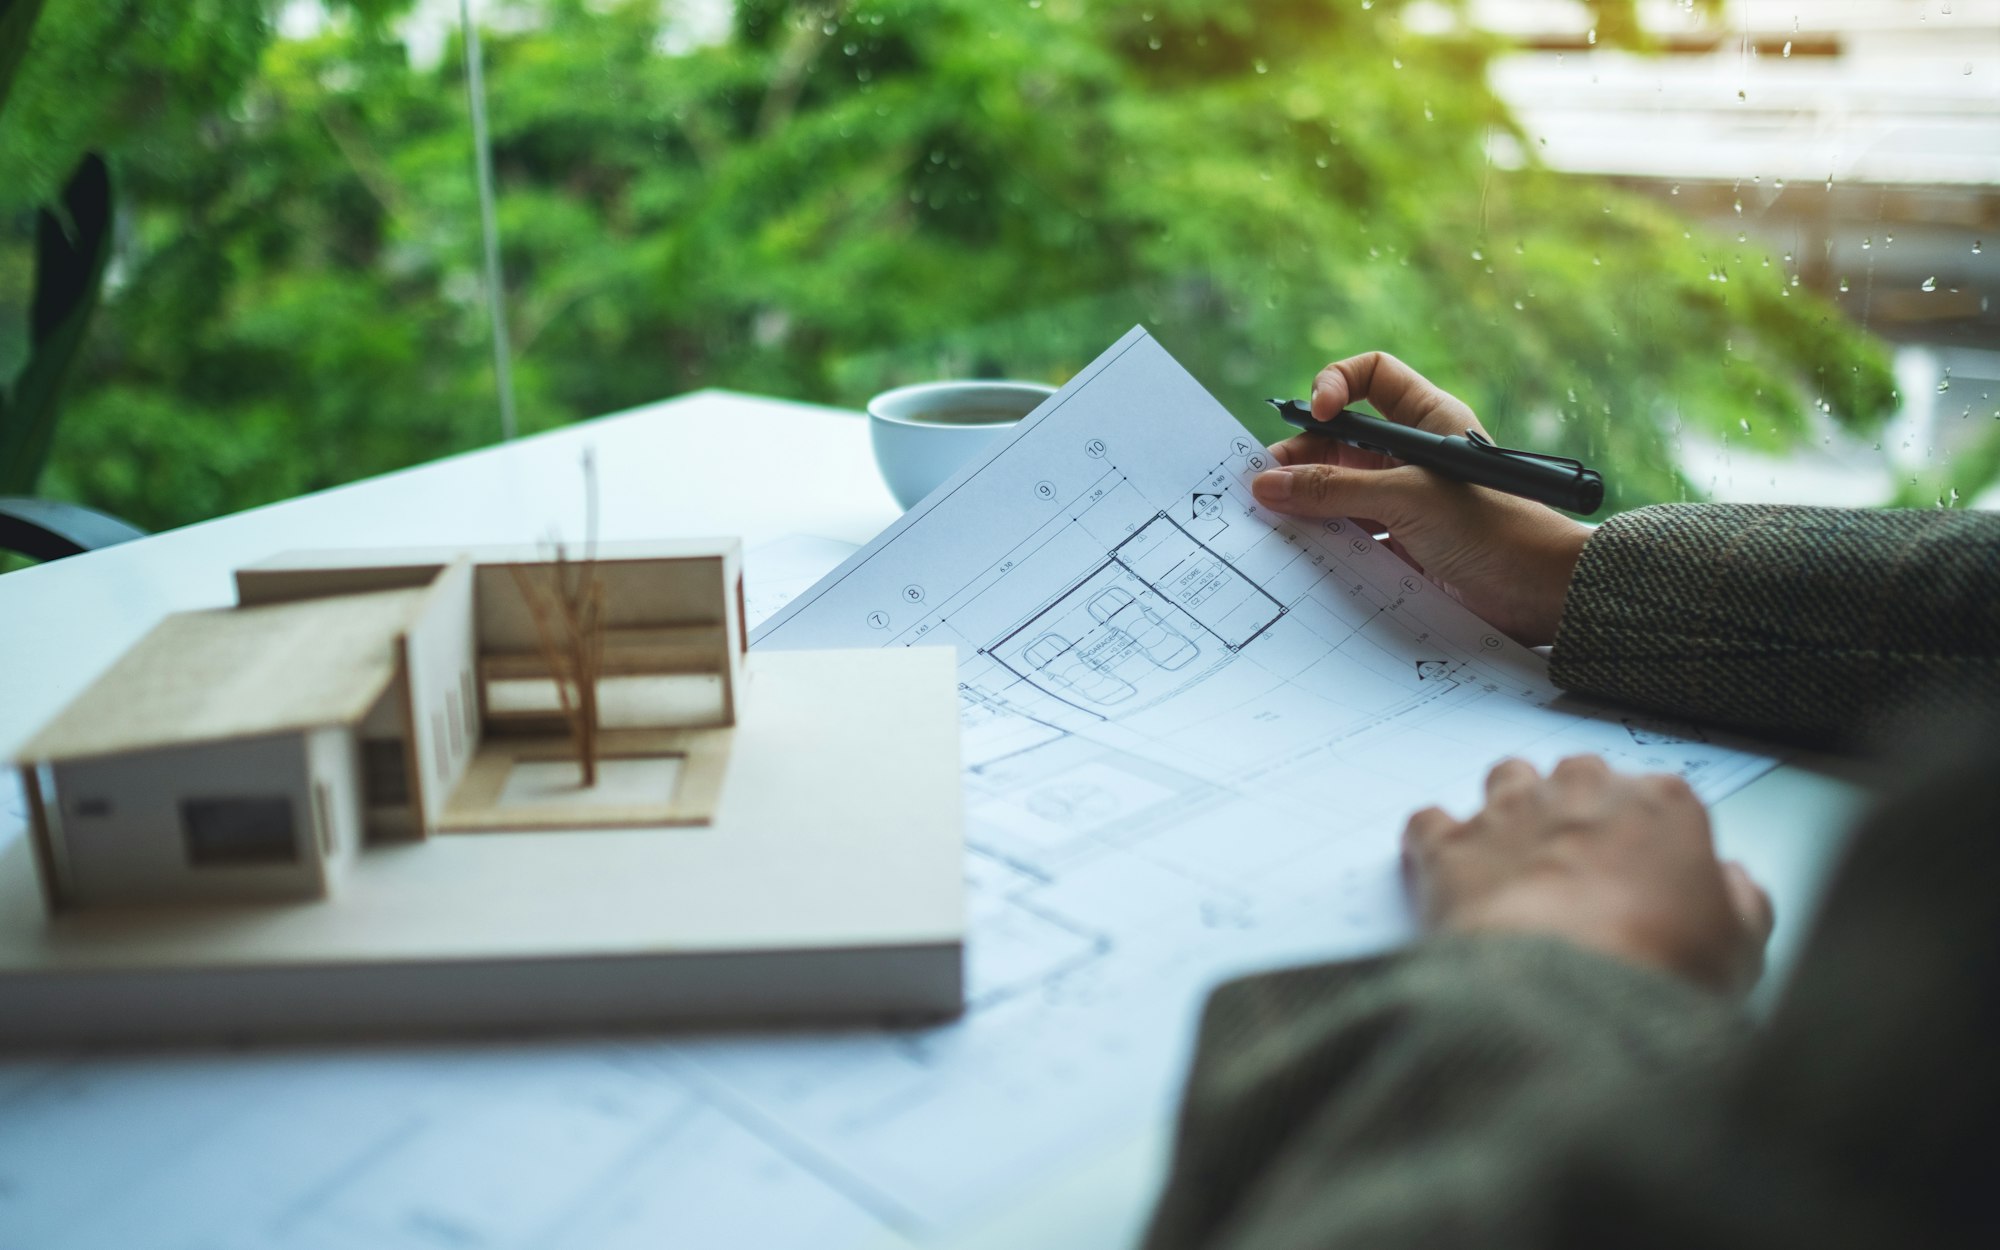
[866,380,1056,510]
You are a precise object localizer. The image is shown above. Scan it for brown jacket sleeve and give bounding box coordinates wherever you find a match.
[1549,504,2000,748]
[1140,936,1742,1250]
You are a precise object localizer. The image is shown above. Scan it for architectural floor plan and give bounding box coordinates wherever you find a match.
[0,330,1775,1250]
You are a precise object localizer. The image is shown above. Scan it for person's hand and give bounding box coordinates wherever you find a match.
[1404,756,1775,996]
[1252,352,1592,647]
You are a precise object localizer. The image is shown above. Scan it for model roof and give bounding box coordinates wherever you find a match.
[19,586,431,763]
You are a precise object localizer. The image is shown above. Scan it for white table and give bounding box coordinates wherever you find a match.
[0,390,1862,1250]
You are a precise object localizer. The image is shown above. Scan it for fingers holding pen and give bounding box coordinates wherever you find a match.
[1269,432,1397,473]
[1249,462,1435,530]
[1312,352,1485,440]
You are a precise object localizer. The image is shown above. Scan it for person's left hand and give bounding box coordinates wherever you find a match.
[1403,755,1775,996]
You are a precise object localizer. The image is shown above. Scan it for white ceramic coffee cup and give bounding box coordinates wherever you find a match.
[867,380,1057,510]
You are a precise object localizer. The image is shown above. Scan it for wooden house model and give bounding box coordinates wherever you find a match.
[2,542,962,1045]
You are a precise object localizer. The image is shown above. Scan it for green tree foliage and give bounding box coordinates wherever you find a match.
[1,0,1900,531]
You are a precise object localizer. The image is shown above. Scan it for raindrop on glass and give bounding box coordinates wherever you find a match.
[1923,276,1938,292]
[1782,40,1792,57]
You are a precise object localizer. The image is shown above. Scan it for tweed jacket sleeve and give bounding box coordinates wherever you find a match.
[1140,936,1742,1250]
[1548,504,2000,748]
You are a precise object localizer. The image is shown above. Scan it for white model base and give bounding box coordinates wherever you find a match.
[0,649,963,1046]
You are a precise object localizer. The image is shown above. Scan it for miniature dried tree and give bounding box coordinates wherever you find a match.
[508,450,607,787]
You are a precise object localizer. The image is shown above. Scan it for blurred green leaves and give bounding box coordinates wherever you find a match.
[2,0,1899,530]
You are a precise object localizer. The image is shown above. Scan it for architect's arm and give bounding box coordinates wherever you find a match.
[1146,751,1767,1250]
[1250,353,2000,749]
[1141,935,1740,1250]
[1550,504,2000,748]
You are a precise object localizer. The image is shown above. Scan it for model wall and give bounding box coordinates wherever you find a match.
[305,727,365,883]
[404,561,480,824]
[50,733,325,906]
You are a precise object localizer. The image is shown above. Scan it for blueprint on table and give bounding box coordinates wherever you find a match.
[737,329,1775,1220]
[0,330,1773,1250]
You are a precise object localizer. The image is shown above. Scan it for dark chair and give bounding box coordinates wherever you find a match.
[0,497,147,563]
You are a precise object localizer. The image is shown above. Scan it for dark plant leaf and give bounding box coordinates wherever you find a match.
[0,152,114,494]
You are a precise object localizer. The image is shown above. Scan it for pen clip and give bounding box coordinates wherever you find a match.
[1463,428,1587,474]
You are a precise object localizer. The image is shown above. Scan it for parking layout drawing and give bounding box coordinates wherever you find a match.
[0,330,1781,1250]
[987,513,1281,718]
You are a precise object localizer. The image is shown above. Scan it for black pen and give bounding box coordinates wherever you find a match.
[1266,398,1605,515]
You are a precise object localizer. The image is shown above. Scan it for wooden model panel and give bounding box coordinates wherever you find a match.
[440,726,731,831]
[18,588,424,763]
[45,733,329,908]
[234,561,444,607]
[473,557,735,651]
[400,560,479,828]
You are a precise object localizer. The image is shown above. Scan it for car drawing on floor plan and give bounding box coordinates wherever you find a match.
[1086,588,1199,670]
[1023,632,1138,706]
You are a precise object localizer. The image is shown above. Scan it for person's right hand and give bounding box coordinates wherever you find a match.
[1405,756,1775,996]
[1251,352,1593,647]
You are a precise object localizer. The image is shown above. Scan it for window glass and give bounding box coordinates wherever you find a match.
[181,796,301,866]
[3,0,1993,535]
